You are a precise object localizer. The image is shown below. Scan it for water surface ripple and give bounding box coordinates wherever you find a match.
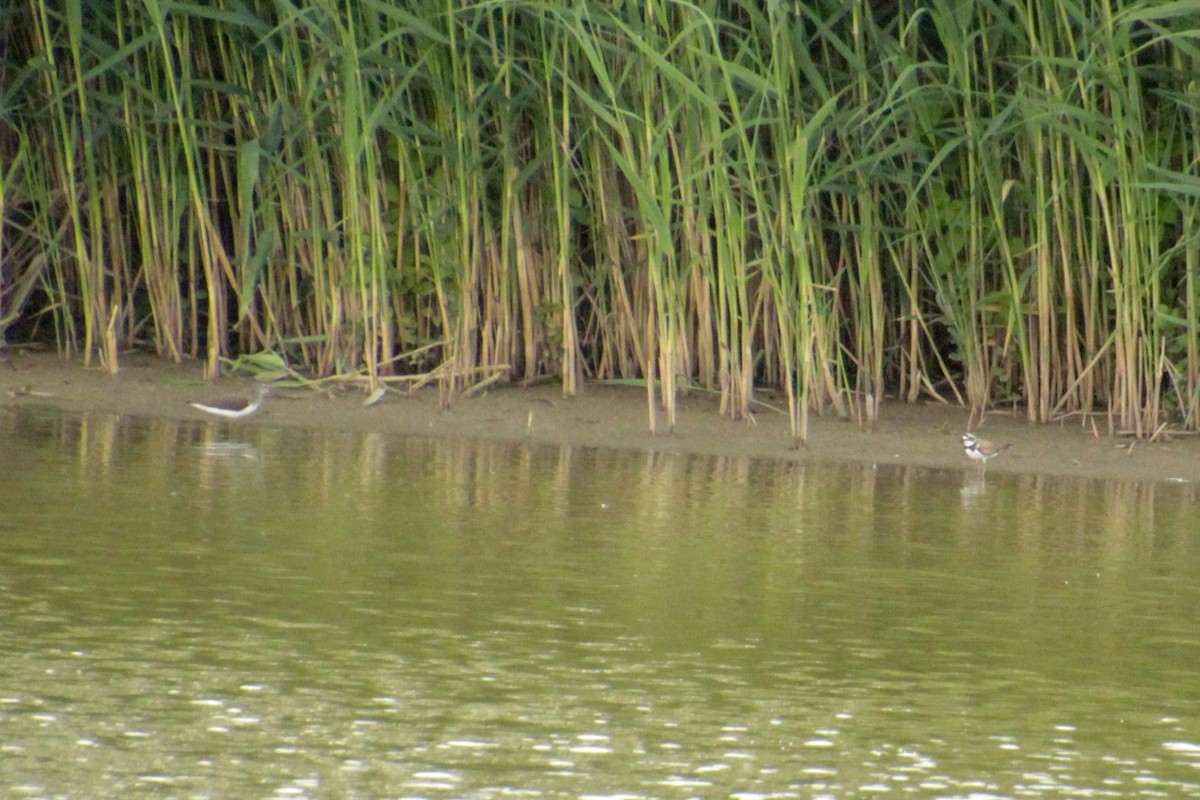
[1,411,1199,798]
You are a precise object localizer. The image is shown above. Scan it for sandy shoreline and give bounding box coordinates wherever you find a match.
[3,349,1198,484]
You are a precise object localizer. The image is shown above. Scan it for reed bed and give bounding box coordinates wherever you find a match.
[3,0,1200,439]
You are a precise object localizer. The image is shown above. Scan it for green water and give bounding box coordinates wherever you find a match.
[2,410,1199,799]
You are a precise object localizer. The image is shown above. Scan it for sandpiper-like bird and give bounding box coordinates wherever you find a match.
[961,432,1010,476]
[189,384,270,420]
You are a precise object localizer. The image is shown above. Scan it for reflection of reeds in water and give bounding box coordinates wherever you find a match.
[15,410,1200,585]
[7,1,1200,442]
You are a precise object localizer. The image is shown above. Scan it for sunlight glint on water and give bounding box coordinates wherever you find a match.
[1,410,1199,798]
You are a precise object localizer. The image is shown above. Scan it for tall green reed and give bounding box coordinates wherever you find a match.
[6,0,1200,436]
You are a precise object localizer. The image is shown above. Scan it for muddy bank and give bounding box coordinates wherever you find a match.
[3,350,1197,484]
